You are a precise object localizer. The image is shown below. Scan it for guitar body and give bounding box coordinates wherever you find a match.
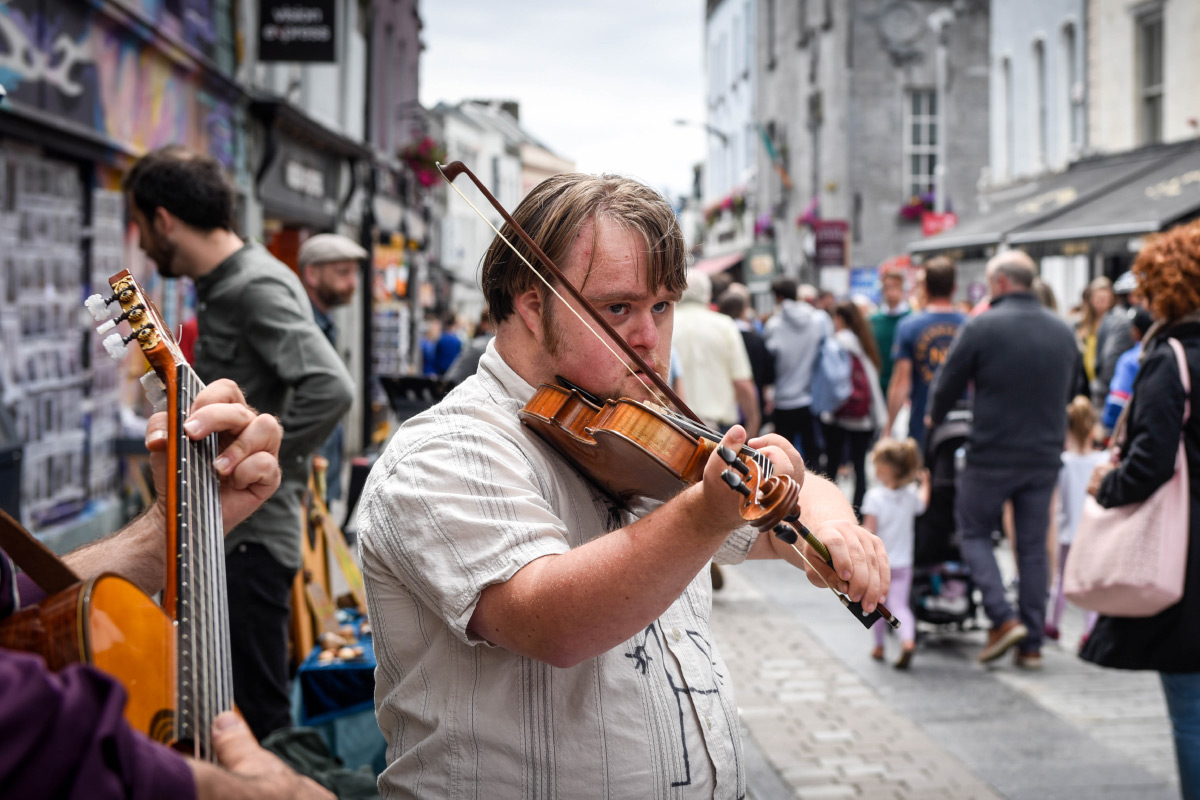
[0,574,177,745]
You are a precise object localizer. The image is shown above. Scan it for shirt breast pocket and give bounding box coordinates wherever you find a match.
[197,334,239,365]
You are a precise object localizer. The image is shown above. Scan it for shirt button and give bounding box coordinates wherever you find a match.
[706,717,713,730]
[673,629,681,642]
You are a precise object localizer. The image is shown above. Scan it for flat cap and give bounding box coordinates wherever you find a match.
[1112,271,1138,295]
[298,233,368,269]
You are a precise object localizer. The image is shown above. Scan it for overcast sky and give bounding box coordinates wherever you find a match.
[420,1,708,201]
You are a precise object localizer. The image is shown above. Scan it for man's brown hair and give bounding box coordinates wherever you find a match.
[922,256,956,300]
[480,173,687,323]
[123,145,235,232]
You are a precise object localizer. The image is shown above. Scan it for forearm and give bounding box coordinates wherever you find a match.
[886,366,910,427]
[469,484,735,668]
[63,503,169,594]
[279,373,353,463]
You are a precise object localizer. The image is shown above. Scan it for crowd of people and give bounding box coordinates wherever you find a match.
[2,147,1199,799]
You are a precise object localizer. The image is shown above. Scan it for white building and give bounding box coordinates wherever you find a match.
[702,0,758,260]
[432,101,573,324]
[1088,0,1200,154]
[989,0,1087,184]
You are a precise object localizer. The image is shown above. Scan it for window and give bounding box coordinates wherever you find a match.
[903,89,937,199]
[1062,23,1081,155]
[1033,39,1047,170]
[767,0,777,68]
[744,1,752,74]
[997,56,1013,181]
[733,17,742,87]
[1138,11,1163,145]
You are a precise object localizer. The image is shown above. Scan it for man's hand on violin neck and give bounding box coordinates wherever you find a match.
[698,426,765,532]
[746,431,807,484]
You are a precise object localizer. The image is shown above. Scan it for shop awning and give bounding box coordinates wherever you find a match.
[693,251,745,275]
[909,146,1173,254]
[1009,141,1200,245]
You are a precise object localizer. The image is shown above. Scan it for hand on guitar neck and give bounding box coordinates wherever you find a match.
[61,379,283,596]
[145,378,284,539]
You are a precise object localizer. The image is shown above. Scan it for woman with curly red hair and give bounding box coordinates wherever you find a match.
[1080,217,1200,798]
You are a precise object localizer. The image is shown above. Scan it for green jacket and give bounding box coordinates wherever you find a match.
[194,242,354,569]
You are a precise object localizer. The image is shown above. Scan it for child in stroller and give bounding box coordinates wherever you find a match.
[911,408,980,629]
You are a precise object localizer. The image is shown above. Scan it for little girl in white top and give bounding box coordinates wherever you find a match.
[861,438,930,669]
[1045,396,1109,643]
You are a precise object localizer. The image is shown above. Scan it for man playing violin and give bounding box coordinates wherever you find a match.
[359,173,890,798]
[1,380,333,799]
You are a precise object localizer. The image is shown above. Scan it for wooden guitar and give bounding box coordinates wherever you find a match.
[0,270,231,760]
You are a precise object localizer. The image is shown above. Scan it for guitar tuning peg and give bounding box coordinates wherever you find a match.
[85,293,116,322]
[103,332,127,360]
[97,319,117,334]
[139,372,167,412]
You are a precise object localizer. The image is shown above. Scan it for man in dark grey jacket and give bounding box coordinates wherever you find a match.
[124,147,354,740]
[929,250,1080,669]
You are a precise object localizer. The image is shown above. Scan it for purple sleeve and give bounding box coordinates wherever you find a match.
[0,649,196,800]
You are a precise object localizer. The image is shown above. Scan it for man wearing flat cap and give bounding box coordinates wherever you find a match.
[298,233,367,502]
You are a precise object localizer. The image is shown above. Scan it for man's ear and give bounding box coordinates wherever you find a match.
[512,286,545,341]
[152,206,174,238]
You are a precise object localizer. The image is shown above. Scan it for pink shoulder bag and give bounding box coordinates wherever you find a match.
[1063,337,1192,617]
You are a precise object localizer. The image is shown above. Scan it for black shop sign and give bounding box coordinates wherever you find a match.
[259,0,336,63]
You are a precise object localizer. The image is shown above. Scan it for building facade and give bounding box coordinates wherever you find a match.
[756,0,990,292]
[700,0,759,268]
[1088,0,1200,154]
[989,0,1087,183]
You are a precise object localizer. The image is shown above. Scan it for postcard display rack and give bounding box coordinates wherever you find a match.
[0,151,121,528]
[371,302,411,410]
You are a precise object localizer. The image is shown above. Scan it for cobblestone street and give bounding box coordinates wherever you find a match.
[712,556,1179,800]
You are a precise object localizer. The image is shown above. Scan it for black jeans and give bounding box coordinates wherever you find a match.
[226,542,297,741]
[820,423,874,514]
[773,406,821,473]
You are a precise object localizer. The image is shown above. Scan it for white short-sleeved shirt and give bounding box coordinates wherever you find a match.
[860,485,927,569]
[1057,450,1110,544]
[358,340,758,799]
[673,301,754,427]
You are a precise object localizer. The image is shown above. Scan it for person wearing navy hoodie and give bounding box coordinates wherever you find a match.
[929,250,1080,669]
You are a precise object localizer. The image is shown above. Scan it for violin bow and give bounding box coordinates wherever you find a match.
[435,162,702,425]
[437,162,897,631]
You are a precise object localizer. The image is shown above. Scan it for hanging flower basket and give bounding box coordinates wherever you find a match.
[899,191,935,222]
[400,136,448,188]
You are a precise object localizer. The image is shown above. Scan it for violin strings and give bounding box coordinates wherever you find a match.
[440,167,670,409]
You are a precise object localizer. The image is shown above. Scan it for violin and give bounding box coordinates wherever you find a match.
[439,161,897,631]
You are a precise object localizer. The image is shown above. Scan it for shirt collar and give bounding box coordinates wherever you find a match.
[477,338,536,405]
[196,240,255,295]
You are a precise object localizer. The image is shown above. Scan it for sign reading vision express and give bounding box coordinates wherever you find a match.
[259,0,336,62]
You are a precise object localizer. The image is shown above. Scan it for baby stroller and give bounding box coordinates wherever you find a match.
[909,408,980,630]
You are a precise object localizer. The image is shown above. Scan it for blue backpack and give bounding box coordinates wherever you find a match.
[810,334,853,415]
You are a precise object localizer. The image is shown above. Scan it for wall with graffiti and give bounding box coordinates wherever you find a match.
[0,0,237,167]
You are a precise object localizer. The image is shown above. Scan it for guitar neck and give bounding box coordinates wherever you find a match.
[167,363,233,760]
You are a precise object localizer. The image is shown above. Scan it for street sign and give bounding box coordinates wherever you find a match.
[813,220,849,267]
[259,0,336,63]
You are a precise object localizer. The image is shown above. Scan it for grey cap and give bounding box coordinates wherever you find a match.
[1112,270,1138,294]
[298,233,368,269]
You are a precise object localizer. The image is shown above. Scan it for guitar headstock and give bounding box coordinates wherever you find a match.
[85,270,187,409]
